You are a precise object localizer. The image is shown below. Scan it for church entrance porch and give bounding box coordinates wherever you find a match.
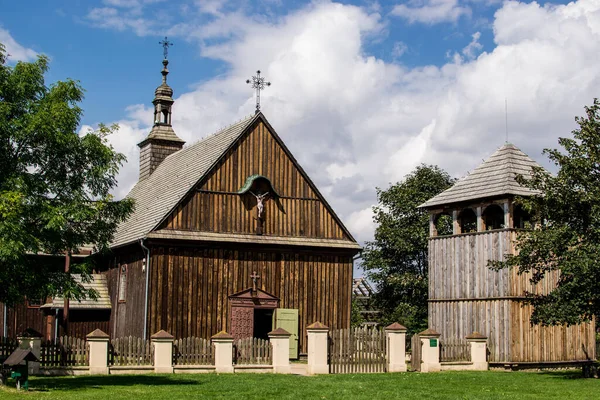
[228,286,279,341]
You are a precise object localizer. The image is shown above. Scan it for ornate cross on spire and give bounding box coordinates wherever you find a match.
[246,70,271,114]
[250,271,260,293]
[159,36,173,59]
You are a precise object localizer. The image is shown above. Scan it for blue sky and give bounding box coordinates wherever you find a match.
[3,0,565,125]
[2,0,598,247]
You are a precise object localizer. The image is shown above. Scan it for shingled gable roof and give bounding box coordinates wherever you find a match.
[111,112,358,248]
[419,143,542,209]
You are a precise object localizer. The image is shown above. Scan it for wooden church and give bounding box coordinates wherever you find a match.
[419,144,596,366]
[1,57,361,357]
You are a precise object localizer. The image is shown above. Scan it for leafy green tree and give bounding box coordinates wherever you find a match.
[362,165,455,333]
[0,44,133,305]
[492,99,600,325]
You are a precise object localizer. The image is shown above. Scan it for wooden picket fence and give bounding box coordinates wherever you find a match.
[40,336,88,367]
[410,334,421,371]
[110,336,153,366]
[0,337,18,362]
[173,337,214,365]
[440,338,470,362]
[233,338,271,365]
[329,326,387,374]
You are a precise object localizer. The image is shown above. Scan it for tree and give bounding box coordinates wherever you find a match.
[362,165,455,333]
[492,99,600,325]
[0,44,133,306]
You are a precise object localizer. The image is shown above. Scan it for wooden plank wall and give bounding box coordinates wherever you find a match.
[429,231,512,300]
[57,310,111,339]
[160,121,350,241]
[147,245,353,354]
[105,247,147,338]
[429,300,511,362]
[3,303,47,338]
[429,229,596,363]
[510,303,596,362]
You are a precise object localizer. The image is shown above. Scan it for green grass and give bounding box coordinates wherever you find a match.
[0,371,598,399]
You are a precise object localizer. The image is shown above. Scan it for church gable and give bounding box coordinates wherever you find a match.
[159,118,354,242]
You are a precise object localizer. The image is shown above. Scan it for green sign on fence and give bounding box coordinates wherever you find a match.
[430,339,438,347]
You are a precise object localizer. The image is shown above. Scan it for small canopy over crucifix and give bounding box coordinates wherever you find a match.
[251,271,260,293]
[246,70,271,114]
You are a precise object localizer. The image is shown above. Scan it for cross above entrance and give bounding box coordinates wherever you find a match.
[251,271,260,292]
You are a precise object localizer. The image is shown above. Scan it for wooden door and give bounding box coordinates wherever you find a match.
[273,308,299,359]
[231,307,254,340]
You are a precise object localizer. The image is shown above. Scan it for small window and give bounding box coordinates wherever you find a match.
[26,298,44,308]
[118,264,128,303]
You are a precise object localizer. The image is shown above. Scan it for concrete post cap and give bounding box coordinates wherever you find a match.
[418,328,441,337]
[306,321,329,330]
[151,330,174,340]
[385,322,408,332]
[211,331,234,340]
[466,332,488,341]
[86,329,110,339]
[268,327,291,337]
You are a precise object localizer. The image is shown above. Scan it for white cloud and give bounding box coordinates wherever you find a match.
[391,0,472,24]
[0,28,37,62]
[392,41,408,59]
[462,31,482,59]
[106,0,600,245]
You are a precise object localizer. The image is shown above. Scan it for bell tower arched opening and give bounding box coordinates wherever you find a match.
[458,208,477,233]
[482,204,505,230]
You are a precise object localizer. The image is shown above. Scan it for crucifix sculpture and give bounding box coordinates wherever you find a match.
[250,271,260,293]
[250,191,269,235]
[246,70,271,114]
[159,36,173,59]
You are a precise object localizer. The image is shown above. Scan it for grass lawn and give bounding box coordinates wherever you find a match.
[0,370,598,399]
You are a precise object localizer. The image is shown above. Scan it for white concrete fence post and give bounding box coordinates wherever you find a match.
[211,331,234,373]
[17,330,41,375]
[268,328,291,374]
[385,323,407,372]
[307,321,329,375]
[419,328,441,373]
[151,330,174,374]
[466,332,488,371]
[87,329,110,375]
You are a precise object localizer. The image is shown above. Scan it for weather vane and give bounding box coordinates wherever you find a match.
[246,70,271,114]
[159,36,173,59]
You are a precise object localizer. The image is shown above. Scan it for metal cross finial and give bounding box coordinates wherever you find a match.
[251,271,260,292]
[246,70,271,114]
[159,36,173,59]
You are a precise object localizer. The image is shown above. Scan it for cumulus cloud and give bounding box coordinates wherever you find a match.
[391,0,472,24]
[0,28,37,62]
[103,0,600,245]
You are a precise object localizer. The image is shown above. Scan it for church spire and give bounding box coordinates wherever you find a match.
[138,37,185,181]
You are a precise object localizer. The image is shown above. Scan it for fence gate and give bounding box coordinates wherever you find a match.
[329,327,386,374]
[410,334,421,372]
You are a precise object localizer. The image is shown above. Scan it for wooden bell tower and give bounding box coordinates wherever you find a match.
[420,143,596,366]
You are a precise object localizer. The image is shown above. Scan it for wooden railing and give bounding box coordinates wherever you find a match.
[41,336,88,367]
[440,338,470,362]
[173,337,214,365]
[233,338,271,365]
[110,336,153,366]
